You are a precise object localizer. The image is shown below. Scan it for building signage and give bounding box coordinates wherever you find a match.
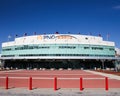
[56,35,73,39]
[37,35,76,40]
[43,35,56,39]
[37,35,42,40]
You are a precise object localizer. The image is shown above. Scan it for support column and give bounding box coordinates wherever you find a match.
[0,60,5,69]
[101,60,105,70]
[114,60,120,72]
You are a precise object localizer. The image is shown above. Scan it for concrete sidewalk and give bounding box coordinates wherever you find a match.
[0,88,120,96]
[85,70,120,80]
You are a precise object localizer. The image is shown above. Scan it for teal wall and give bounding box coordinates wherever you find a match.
[1,44,115,57]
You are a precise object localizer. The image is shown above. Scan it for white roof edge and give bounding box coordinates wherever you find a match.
[1,56,120,60]
[2,34,115,47]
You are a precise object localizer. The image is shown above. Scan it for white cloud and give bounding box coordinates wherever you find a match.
[113,5,120,9]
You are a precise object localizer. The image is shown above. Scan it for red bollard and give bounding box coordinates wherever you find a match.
[54,77,57,91]
[29,77,32,90]
[80,77,83,91]
[6,76,8,90]
[105,77,109,91]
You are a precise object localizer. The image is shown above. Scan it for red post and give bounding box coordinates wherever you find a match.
[29,77,32,90]
[80,77,83,91]
[6,76,8,90]
[105,77,108,91]
[54,77,57,91]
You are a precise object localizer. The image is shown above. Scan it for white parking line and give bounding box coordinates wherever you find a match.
[0,77,112,80]
[0,70,24,73]
[0,73,94,76]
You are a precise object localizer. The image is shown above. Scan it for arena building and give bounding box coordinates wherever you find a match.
[1,34,120,70]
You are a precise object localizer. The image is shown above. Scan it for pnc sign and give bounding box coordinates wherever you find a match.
[44,35,56,39]
[37,35,76,40]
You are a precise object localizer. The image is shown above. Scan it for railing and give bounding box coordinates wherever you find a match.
[0,77,109,91]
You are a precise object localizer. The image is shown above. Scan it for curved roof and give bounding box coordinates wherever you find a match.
[2,34,115,47]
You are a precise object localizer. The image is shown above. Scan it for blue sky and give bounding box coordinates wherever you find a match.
[0,0,120,50]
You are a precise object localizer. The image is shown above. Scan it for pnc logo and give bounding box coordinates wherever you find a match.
[43,35,56,39]
[37,35,42,40]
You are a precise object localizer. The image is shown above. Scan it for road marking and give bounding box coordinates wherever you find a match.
[0,73,94,76]
[0,70,23,73]
[0,77,113,80]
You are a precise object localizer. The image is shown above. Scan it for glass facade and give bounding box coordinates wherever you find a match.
[1,44,115,57]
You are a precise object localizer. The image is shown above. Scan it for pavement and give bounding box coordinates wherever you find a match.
[0,88,120,96]
[0,70,120,96]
